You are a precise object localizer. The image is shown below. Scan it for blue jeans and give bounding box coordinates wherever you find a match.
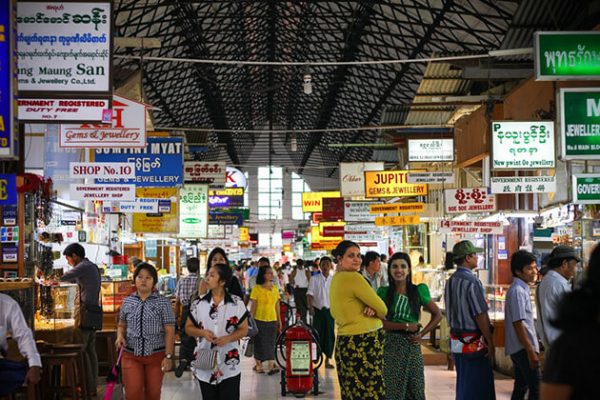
[510,349,540,400]
[453,352,496,400]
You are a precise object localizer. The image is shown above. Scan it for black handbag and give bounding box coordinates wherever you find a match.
[80,302,103,331]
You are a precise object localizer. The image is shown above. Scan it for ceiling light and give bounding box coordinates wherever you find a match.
[303,73,312,94]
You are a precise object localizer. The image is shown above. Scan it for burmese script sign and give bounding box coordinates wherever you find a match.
[339,162,384,197]
[0,0,17,158]
[535,31,600,80]
[438,220,503,235]
[408,139,454,162]
[364,170,428,198]
[490,176,556,194]
[179,184,208,238]
[444,187,496,214]
[60,95,147,148]
[16,2,112,93]
[491,121,555,169]
[183,161,226,186]
[18,98,109,122]
[132,188,179,234]
[559,88,600,159]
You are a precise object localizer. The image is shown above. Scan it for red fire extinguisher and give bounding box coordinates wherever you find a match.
[275,320,323,397]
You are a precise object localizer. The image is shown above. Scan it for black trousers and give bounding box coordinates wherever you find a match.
[293,287,309,323]
[179,305,196,362]
[198,374,241,400]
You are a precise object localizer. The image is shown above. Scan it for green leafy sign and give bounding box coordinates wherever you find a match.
[535,32,600,80]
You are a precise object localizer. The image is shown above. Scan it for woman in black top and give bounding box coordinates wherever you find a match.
[198,248,244,298]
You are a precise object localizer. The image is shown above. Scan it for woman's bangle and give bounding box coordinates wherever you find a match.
[405,323,409,331]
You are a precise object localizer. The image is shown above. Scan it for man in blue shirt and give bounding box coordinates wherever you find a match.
[505,250,540,400]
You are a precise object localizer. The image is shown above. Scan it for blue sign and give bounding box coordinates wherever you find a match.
[0,0,16,158]
[94,137,184,187]
[209,211,244,226]
[208,195,244,208]
[0,174,16,205]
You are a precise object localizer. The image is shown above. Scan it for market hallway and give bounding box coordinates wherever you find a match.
[101,357,516,399]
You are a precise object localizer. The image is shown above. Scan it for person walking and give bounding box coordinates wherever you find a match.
[290,259,310,323]
[174,257,200,377]
[186,263,249,400]
[249,264,282,374]
[505,250,541,400]
[377,252,442,400]
[60,243,102,397]
[362,251,387,291]
[329,240,388,400]
[116,262,176,400]
[444,240,495,400]
[307,256,335,369]
[200,248,244,298]
[535,245,579,348]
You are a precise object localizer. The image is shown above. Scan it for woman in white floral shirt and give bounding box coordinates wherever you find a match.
[186,263,249,400]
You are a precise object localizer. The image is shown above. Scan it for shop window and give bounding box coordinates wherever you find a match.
[258,166,283,220]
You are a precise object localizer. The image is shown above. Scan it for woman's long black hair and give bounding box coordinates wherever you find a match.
[206,247,243,297]
[385,252,421,320]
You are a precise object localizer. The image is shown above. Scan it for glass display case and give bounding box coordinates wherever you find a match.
[35,283,77,332]
[101,279,134,313]
[0,280,35,328]
[484,283,538,322]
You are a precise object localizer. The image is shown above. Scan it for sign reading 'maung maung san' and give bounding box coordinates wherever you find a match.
[535,31,600,80]
[560,88,600,160]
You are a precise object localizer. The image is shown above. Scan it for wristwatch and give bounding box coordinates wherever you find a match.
[165,353,173,360]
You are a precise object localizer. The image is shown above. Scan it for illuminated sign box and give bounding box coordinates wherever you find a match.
[535,31,600,80]
[408,139,454,162]
[491,121,555,169]
[364,170,427,198]
[559,88,600,160]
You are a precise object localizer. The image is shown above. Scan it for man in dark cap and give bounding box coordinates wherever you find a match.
[535,245,580,348]
[444,240,495,400]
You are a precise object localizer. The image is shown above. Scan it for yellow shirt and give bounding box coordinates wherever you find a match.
[250,284,280,322]
[329,271,387,336]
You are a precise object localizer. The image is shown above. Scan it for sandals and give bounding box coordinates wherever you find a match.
[253,365,265,374]
[267,367,280,375]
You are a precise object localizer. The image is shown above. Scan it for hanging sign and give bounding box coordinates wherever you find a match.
[491,121,555,169]
[208,187,244,208]
[364,170,428,198]
[407,171,454,184]
[225,167,247,190]
[94,136,183,186]
[0,174,17,205]
[374,215,420,227]
[344,201,381,222]
[183,161,226,186]
[559,88,600,160]
[339,162,384,197]
[16,2,112,93]
[438,220,504,235]
[0,0,17,159]
[132,188,179,233]
[535,31,600,80]
[302,191,341,212]
[572,174,600,204]
[369,202,424,214]
[70,162,135,179]
[18,98,109,122]
[208,211,244,226]
[322,225,345,237]
[444,187,496,214]
[239,227,249,242]
[69,184,135,201]
[179,184,208,238]
[408,139,454,162]
[490,176,556,194]
[322,197,344,220]
[344,224,384,242]
[60,95,147,148]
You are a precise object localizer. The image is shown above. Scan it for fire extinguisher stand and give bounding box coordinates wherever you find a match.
[275,319,324,397]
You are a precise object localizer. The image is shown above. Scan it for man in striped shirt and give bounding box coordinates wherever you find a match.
[445,240,496,400]
[174,257,200,377]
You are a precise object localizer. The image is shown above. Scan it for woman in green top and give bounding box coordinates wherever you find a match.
[376,252,442,400]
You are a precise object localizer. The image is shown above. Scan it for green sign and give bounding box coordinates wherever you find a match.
[572,174,600,204]
[560,88,600,159]
[535,32,600,80]
[179,184,208,238]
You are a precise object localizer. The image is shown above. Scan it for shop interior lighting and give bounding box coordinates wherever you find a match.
[302,73,313,95]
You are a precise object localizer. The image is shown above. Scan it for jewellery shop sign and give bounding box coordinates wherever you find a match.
[491,121,555,169]
[444,187,496,214]
[559,88,600,160]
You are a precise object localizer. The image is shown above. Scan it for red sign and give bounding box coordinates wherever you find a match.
[322,197,344,220]
[323,226,345,237]
[312,212,323,223]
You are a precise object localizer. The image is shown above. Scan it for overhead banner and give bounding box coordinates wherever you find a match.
[444,187,496,214]
[302,191,341,212]
[18,98,110,122]
[60,95,147,148]
[364,170,428,198]
[322,197,344,220]
[344,201,381,222]
[491,121,555,169]
[0,0,17,158]
[408,139,454,162]
[438,220,504,235]
[375,215,420,227]
[572,174,600,204]
[132,188,179,233]
[339,162,384,197]
[0,174,17,205]
[69,184,135,201]
[535,31,600,80]
[490,176,556,194]
[94,136,183,187]
[17,2,112,94]
[559,88,600,160]
[369,202,424,214]
[70,162,135,179]
[179,184,208,238]
[407,171,454,184]
[184,161,226,186]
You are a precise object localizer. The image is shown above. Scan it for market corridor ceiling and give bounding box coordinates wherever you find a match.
[113,0,595,179]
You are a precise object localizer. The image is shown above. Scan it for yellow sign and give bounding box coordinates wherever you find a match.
[369,202,425,214]
[239,227,249,242]
[209,187,244,196]
[301,191,341,212]
[132,188,179,233]
[364,170,428,198]
[375,215,421,226]
[318,221,345,234]
[0,179,7,200]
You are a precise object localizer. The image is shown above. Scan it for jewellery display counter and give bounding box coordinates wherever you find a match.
[100,279,134,329]
[34,283,77,343]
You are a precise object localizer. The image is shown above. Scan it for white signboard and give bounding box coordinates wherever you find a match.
[70,162,135,179]
[491,121,555,169]
[344,224,384,241]
[344,201,381,222]
[225,167,248,190]
[179,184,209,238]
[340,162,384,197]
[59,95,147,148]
[184,162,226,187]
[119,199,159,213]
[70,184,135,201]
[407,171,455,184]
[408,139,454,162]
[17,2,112,93]
[444,187,496,214]
[18,99,109,122]
[490,176,557,194]
[439,220,504,235]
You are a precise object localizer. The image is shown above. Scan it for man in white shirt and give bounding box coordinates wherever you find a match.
[0,293,42,396]
[307,256,335,368]
[291,259,310,323]
[536,245,579,347]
